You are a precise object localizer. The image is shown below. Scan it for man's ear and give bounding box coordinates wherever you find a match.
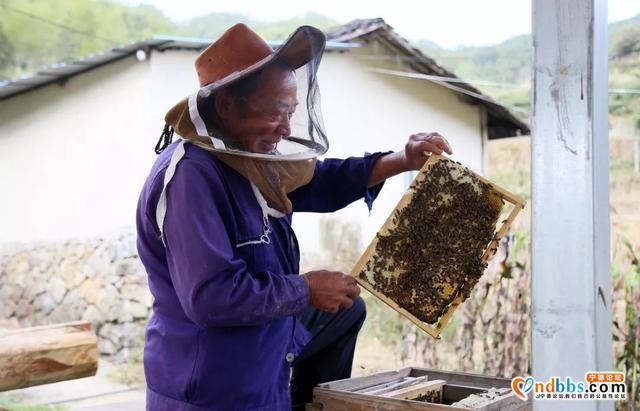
[214,89,232,120]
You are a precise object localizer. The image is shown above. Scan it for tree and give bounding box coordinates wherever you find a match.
[0,26,15,78]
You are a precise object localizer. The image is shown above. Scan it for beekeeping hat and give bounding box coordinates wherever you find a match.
[155,23,328,216]
[156,23,328,160]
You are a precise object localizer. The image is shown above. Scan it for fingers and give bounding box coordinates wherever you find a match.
[329,293,359,312]
[339,296,354,309]
[415,140,444,155]
[305,270,362,313]
[410,132,453,155]
[340,274,360,297]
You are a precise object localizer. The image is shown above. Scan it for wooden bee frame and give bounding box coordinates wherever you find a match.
[350,154,526,338]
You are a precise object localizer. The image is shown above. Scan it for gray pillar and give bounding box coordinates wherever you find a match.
[531,0,612,410]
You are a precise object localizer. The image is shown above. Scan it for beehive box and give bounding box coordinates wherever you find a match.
[351,155,525,338]
[309,367,531,410]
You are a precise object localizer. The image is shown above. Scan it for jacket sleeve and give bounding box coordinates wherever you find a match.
[162,159,310,328]
[289,152,391,213]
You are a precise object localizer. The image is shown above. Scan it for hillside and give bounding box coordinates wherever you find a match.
[418,14,640,132]
[0,0,337,81]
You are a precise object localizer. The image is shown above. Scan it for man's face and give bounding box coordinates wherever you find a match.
[221,65,298,153]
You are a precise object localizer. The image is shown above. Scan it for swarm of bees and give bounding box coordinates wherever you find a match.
[358,157,503,325]
[414,390,442,404]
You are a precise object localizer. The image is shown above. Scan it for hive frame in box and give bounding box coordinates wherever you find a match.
[306,367,532,411]
[310,367,531,410]
[349,154,526,338]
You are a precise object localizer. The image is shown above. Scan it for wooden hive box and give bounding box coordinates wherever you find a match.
[309,367,531,410]
[351,155,525,338]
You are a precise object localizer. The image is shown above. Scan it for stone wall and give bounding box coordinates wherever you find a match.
[0,230,150,363]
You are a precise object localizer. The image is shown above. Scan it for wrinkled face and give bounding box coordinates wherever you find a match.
[217,65,298,153]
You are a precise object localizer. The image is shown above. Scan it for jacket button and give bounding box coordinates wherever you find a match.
[286,352,295,363]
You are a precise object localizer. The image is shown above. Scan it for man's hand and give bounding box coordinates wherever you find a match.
[302,270,361,313]
[367,132,453,187]
[403,132,453,171]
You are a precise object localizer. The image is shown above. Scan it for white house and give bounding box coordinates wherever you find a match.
[0,19,528,261]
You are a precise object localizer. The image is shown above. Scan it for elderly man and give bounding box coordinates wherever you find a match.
[136,24,452,410]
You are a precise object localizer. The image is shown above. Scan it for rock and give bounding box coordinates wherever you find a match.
[11,258,30,275]
[49,276,67,304]
[95,284,121,321]
[60,268,87,290]
[47,304,72,323]
[115,260,137,277]
[1,299,16,318]
[117,305,134,323]
[98,322,113,339]
[81,305,104,329]
[99,337,118,355]
[34,293,56,316]
[120,284,151,305]
[114,347,133,363]
[125,300,150,320]
[0,317,20,328]
[14,300,32,319]
[31,279,48,297]
[111,322,140,349]
[77,277,103,305]
[62,289,83,312]
[1,283,24,304]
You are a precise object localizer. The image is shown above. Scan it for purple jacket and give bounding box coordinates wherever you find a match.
[136,141,384,410]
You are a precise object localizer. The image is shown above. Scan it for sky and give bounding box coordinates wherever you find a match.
[125,0,640,48]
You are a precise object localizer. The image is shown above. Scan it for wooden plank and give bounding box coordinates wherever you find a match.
[384,379,447,401]
[317,367,412,392]
[0,321,98,391]
[432,294,464,334]
[363,376,428,395]
[355,376,412,393]
[467,170,526,207]
[480,204,524,264]
[312,388,468,411]
[410,368,513,389]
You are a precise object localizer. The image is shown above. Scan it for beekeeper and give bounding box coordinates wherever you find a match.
[136,23,452,411]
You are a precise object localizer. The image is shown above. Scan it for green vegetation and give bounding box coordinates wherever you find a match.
[0,0,177,79]
[418,14,640,131]
[0,0,338,80]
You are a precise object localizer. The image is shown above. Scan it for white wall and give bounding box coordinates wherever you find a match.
[0,52,199,242]
[1,56,150,242]
[0,43,484,261]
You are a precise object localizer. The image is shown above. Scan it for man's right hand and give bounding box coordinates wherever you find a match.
[302,270,361,313]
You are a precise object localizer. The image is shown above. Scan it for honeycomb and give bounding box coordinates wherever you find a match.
[357,156,503,324]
